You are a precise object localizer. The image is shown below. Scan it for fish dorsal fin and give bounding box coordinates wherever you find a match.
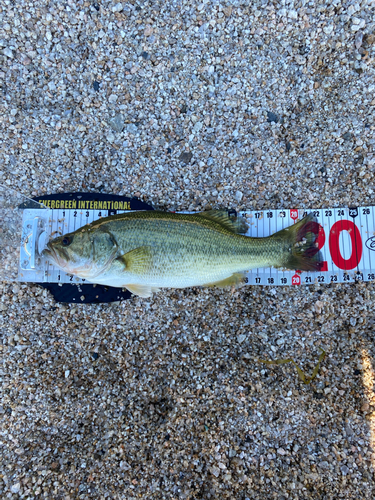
[198,210,248,234]
[116,246,153,274]
[125,284,160,298]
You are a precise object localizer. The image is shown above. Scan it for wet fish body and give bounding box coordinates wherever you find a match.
[44,210,321,298]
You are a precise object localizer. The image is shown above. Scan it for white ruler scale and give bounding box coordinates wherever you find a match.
[239,207,374,286]
[18,206,375,286]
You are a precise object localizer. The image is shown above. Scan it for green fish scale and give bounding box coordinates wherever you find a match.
[90,212,286,286]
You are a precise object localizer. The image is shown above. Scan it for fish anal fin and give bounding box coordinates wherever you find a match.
[204,272,245,288]
[198,210,248,235]
[125,284,160,298]
[117,246,153,274]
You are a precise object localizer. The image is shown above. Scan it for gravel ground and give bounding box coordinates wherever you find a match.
[1,0,375,498]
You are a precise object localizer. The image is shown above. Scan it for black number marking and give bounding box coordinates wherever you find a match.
[363,208,370,215]
[62,211,65,217]
[355,272,363,281]
[268,277,274,284]
[255,277,261,283]
[279,211,286,217]
[266,212,273,218]
[317,275,325,282]
[305,276,312,283]
[302,211,308,218]
[74,211,77,217]
[98,211,102,217]
[86,211,89,217]
[337,209,344,216]
[330,275,338,282]
[343,273,350,281]
[69,275,73,281]
[57,274,60,281]
[325,210,332,217]
[281,277,287,284]
[368,273,375,280]
[255,212,261,219]
[313,211,320,217]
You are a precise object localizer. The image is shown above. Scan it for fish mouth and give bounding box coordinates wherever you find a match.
[42,242,69,270]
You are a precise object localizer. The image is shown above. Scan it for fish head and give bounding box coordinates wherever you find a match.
[43,227,118,279]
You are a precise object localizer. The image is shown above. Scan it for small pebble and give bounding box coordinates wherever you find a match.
[179,152,193,163]
[235,191,243,202]
[237,334,246,343]
[315,300,324,314]
[266,111,279,123]
[3,47,13,58]
[350,317,357,327]
[109,114,125,133]
[10,483,20,494]
[341,465,350,476]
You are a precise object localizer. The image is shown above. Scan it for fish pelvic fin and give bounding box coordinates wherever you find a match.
[203,272,246,288]
[273,213,323,272]
[117,246,153,274]
[125,284,160,298]
[198,210,248,234]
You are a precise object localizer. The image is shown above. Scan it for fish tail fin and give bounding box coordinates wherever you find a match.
[273,213,323,272]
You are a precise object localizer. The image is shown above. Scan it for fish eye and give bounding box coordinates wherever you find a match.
[62,236,72,246]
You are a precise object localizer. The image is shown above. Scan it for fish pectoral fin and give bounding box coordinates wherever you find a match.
[198,210,248,235]
[125,284,160,298]
[116,246,153,274]
[203,272,246,288]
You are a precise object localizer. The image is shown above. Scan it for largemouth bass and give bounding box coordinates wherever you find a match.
[43,210,321,298]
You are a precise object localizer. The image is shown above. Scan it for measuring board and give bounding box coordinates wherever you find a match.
[19,205,375,287]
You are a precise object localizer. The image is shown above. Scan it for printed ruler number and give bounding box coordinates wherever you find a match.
[311,219,363,272]
[329,220,362,270]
